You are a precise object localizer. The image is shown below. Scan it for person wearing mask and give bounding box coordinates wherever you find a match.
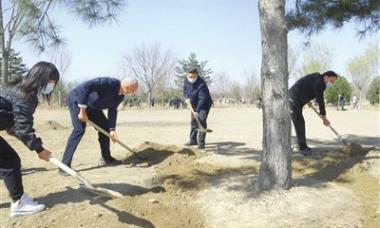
[183,67,213,149]
[0,61,60,217]
[289,71,338,155]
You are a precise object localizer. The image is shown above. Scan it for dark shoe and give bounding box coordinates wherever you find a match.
[99,157,122,166]
[197,144,205,150]
[300,147,312,156]
[185,141,198,146]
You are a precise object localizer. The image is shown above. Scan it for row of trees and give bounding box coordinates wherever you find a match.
[1,43,378,107]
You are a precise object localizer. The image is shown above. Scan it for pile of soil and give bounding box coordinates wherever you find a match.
[114,142,211,227]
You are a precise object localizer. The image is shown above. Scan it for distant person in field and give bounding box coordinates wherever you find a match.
[289,71,338,156]
[61,77,138,173]
[0,62,60,217]
[183,67,213,149]
[338,94,345,111]
[352,95,359,110]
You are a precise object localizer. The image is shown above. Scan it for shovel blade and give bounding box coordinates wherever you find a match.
[196,128,213,133]
[80,184,124,199]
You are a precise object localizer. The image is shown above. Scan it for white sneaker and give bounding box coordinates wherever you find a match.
[10,193,46,217]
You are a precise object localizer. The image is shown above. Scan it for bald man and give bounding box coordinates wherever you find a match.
[60,77,138,171]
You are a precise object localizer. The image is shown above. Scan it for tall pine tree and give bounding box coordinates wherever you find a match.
[175,52,213,89]
[0,49,28,81]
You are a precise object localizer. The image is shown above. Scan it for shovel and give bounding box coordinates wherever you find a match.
[186,101,213,133]
[308,104,363,156]
[49,157,124,198]
[87,120,147,160]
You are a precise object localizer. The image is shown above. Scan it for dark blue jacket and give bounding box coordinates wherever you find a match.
[69,77,124,129]
[183,77,212,112]
[289,73,327,116]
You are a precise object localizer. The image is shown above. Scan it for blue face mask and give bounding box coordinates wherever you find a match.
[41,82,55,94]
[325,82,333,88]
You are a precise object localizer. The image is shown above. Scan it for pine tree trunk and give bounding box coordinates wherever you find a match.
[257,0,292,191]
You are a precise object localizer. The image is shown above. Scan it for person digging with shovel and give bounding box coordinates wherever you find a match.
[289,71,338,156]
[60,77,138,175]
[183,67,213,150]
[0,62,60,217]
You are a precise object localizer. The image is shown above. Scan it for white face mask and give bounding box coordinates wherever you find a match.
[325,81,333,88]
[41,82,55,94]
[187,78,197,84]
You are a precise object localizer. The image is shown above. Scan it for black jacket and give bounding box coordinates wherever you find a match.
[183,77,212,112]
[289,73,327,116]
[0,85,44,153]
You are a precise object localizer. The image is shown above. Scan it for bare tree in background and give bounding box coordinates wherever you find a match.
[49,50,71,106]
[0,0,125,84]
[229,82,242,104]
[212,72,231,98]
[123,43,174,108]
[242,71,261,104]
[288,46,298,80]
[297,44,332,79]
[347,41,380,108]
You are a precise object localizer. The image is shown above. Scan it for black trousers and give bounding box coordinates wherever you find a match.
[190,109,209,146]
[62,97,112,167]
[289,100,308,149]
[0,136,24,202]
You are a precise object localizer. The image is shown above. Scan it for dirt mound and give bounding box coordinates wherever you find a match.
[122,141,198,167]
[114,142,210,227]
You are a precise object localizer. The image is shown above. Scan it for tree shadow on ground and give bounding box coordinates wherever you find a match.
[206,141,262,161]
[302,134,380,148]
[158,166,258,194]
[293,147,378,188]
[158,137,378,197]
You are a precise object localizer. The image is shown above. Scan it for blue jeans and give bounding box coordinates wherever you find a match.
[62,97,112,167]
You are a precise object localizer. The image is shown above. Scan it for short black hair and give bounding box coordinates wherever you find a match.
[323,71,338,78]
[187,67,199,74]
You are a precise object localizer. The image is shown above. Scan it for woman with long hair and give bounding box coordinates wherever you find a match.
[0,61,60,217]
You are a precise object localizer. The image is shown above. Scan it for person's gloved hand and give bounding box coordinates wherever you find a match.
[38,149,51,161]
[193,112,199,118]
[185,98,190,104]
[110,130,118,143]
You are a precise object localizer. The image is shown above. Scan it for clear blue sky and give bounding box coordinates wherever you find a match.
[13,0,379,85]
